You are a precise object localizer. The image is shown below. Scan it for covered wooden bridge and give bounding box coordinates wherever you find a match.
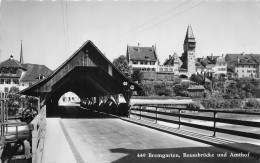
[20,40,141,117]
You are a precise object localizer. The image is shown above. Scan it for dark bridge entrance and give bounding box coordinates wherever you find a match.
[20,40,141,117]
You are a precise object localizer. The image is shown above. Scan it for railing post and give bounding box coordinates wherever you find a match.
[140,106,142,120]
[213,111,217,137]
[178,108,181,129]
[155,107,158,124]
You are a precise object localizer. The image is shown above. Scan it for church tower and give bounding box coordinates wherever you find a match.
[181,25,196,75]
[20,40,24,64]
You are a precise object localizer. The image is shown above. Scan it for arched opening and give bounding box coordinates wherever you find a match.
[58,91,81,106]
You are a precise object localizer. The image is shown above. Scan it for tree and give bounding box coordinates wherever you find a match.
[7,87,21,115]
[131,69,143,83]
[113,55,131,77]
[190,74,204,84]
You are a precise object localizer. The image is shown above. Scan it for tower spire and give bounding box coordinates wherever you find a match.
[20,40,24,64]
[185,24,195,41]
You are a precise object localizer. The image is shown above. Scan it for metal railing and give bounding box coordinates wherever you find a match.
[130,105,260,140]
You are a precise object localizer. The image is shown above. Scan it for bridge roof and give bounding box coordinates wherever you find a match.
[20,40,141,97]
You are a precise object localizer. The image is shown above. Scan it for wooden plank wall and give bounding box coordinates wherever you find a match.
[30,104,47,163]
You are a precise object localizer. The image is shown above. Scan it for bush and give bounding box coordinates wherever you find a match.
[200,99,243,109]
[245,99,260,108]
[140,83,155,96]
[154,85,174,96]
[187,102,201,110]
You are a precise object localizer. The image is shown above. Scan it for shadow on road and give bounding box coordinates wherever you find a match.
[110,146,259,163]
[47,105,116,119]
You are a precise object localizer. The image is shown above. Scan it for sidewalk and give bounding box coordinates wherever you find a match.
[41,118,77,163]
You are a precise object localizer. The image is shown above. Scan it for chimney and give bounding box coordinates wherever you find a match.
[169,55,172,59]
[138,43,140,52]
[152,45,154,52]
[241,52,245,55]
[211,53,213,60]
[10,55,14,60]
[237,56,240,63]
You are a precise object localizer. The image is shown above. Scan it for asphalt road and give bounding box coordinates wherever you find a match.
[59,105,259,163]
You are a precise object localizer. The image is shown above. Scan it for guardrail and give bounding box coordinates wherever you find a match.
[130,105,260,140]
[30,105,46,163]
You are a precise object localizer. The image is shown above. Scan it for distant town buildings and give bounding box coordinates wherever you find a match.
[225,53,260,78]
[127,25,197,78]
[0,41,52,93]
[126,25,260,80]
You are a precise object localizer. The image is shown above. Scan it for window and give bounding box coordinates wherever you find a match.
[0,79,4,84]
[152,68,156,71]
[249,65,250,68]
[159,68,163,71]
[145,62,148,65]
[13,79,19,84]
[150,61,155,65]
[242,70,244,73]
[133,61,137,64]
[29,83,33,86]
[253,70,256,73]
[140,61,143,65]
[164,68,168,71]
[242,65,244,68]
[247,70,251,73]
[5,79,11,84]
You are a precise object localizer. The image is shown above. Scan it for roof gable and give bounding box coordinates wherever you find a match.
[20,40,140,96]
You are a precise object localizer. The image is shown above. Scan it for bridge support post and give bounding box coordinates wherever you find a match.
[95,96,99,108]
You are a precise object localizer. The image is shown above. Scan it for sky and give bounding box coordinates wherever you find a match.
[1,0,260,70]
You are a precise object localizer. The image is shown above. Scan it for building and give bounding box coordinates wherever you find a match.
[0,55,26,92]
[225,53,258,78]
[126,25,197,78]
[204,54,227,78]
[180,24,196,76]
[0,41,53,92]
[158,52,182,74]
[126,44,158,71]
[20,63,52,88]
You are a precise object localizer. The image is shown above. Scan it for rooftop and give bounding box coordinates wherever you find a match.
[0,55,26,70]
[127,45,157,62]
[20,63,52,82]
